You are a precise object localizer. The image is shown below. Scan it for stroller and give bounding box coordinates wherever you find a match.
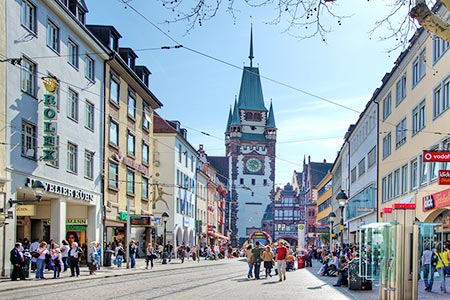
[286,260,295,271]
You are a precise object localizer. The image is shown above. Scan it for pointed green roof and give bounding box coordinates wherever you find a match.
[225,105,232,132]
[230,99,241,125]
[267,101,276,128]
[237,66,267,111]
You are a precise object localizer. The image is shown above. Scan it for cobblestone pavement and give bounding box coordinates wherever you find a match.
[1,257,449,300]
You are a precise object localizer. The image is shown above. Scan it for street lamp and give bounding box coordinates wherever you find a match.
[328,211,336,249]
[161,212,169,265]
[336,190,348,251]
[8,180,45,208]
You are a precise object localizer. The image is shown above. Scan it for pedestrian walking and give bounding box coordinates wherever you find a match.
[35,241,49,280]
[245,244,253,279]
[68,242,83,277]
[165,241,173,262]
[96,242,102,270]
[129,240,137,268]
[262,246,274,278]
[252,241,263,280]
[435,243,449,293]
[29,238,39,272]
[276,242,288,282]
[145,243,155,269]
[88,241,98,275]
[115,242,125,268]
[10,242,25,281]
[178,244,186,263]
[422,245,437,292]
[60,240,70,272]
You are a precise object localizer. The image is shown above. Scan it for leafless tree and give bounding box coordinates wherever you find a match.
[154,0,450,48]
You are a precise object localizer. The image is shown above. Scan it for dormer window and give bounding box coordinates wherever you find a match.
[77,10,85,23]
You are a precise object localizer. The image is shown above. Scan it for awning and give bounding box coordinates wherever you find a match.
[106,220,125,227]
[207,231,229,241]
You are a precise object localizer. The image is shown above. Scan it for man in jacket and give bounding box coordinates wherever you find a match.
[10,242,25,281]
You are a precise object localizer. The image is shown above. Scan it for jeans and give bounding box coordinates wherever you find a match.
[62,257,68,272]
[53,264,61,278]
[130,253,136,268]
[35,259,45,279]
[146,255,154,268]
[247,262,253,277]
[437,267,447,292]
[423,264,435,290]
[116,255,123,268]
[254,261,261,279]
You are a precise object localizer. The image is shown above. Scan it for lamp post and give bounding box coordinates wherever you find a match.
[328,211,336,249]
[336,190,348,251]
[161,212,169,264]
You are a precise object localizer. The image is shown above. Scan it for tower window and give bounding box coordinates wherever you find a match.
[245,112,253,120]
[263,179,267,186]
[251,178,256,185]
[253,113,261,121]
[240,178,244,185]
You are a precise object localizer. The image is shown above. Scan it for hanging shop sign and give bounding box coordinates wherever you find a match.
[130,215,151,226]
[422,188,450,211]
[26,178,94,202]
[438,170,450,185]
[423,151,450,162]
[42,78,59,162]
[392,203,416,210]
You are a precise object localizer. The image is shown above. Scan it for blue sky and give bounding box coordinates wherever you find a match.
[86,0,410,186]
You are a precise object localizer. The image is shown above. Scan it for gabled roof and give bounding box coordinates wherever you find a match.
[153,113,177,134]
[310,162,333,187]
[237,66,267,111]
[266,101,276,128]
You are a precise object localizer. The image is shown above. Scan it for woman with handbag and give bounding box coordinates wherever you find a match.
[35,241,48,279]
[245,244,254,279]
[145,243,155,269]
[435,243,449,293]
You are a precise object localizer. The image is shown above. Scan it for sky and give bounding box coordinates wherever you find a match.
[86,0,412,186]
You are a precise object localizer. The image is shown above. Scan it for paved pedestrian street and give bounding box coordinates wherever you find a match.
[0,258,448,300]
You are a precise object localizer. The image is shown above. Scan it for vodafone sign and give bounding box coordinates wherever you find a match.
[423,151,450,162]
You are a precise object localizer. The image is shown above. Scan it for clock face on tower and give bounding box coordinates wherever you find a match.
[246,157,263,173]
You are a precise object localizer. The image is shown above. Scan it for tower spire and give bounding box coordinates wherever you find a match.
[249,24,254,67]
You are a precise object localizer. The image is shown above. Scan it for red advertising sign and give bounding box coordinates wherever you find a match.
[422,188,450,211]
[382,207,393,213]
[392,203,416,210]
[423,151,450,162]
[438,170,450,185]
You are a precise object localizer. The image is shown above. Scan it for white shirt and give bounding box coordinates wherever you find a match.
[60,245,70,258]
[422,249,433,265]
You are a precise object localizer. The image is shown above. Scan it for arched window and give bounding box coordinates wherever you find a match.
[253,113,262,121]
[245,112,253,120]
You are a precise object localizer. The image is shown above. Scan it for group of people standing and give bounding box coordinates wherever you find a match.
[421,242,450,293]
[10,238,102,281]
[245,241,292,282]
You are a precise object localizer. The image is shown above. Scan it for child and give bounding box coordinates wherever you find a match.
[52,248,63,279]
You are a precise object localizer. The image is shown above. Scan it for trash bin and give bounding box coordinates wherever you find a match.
[348,258,372,290]
[104,250,114,267]
[297,255,305,269]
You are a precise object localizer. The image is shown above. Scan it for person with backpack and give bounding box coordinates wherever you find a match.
[422,245,437,292]
[115,242,125,268]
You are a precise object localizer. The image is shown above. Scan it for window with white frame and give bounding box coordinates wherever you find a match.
[420,155,428,185]
[21,0,36,33]
[401,164,408,194]
[412,49,426,86]
[178,144,182,163]
[433,36,450,62]
[433,85,442,118]
[127,169,135,194]
[387,173,393,201]
[381,177,387,203]
[127,131,135,156]
[67,88,79,121]
[358,158,365,177]
[382,132,391,159]
[128,92,136,118]
[393,168,400,197]
[85,55,94,81]
[395,74,407,106]
[143,105,151,130]
[47,20,59,52]
[412,100,426,135]
[443,77,450,113]
[382,92,392,120]
[84,150,94,179]
[67,142,78,173]
[108,161,118,189]
[85,101,94,131]
[21,121,36,158]
[351,167,357,183]
[142,176,149,199]
[109,119,118,146]
[395,117,407,148]
[411,159,418,189]
[68,39,79,68]
[367,146,376,168]
[431,161,438,181]
[20,57,36,96]
[142,142,149,165]
[110,78,119,105]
